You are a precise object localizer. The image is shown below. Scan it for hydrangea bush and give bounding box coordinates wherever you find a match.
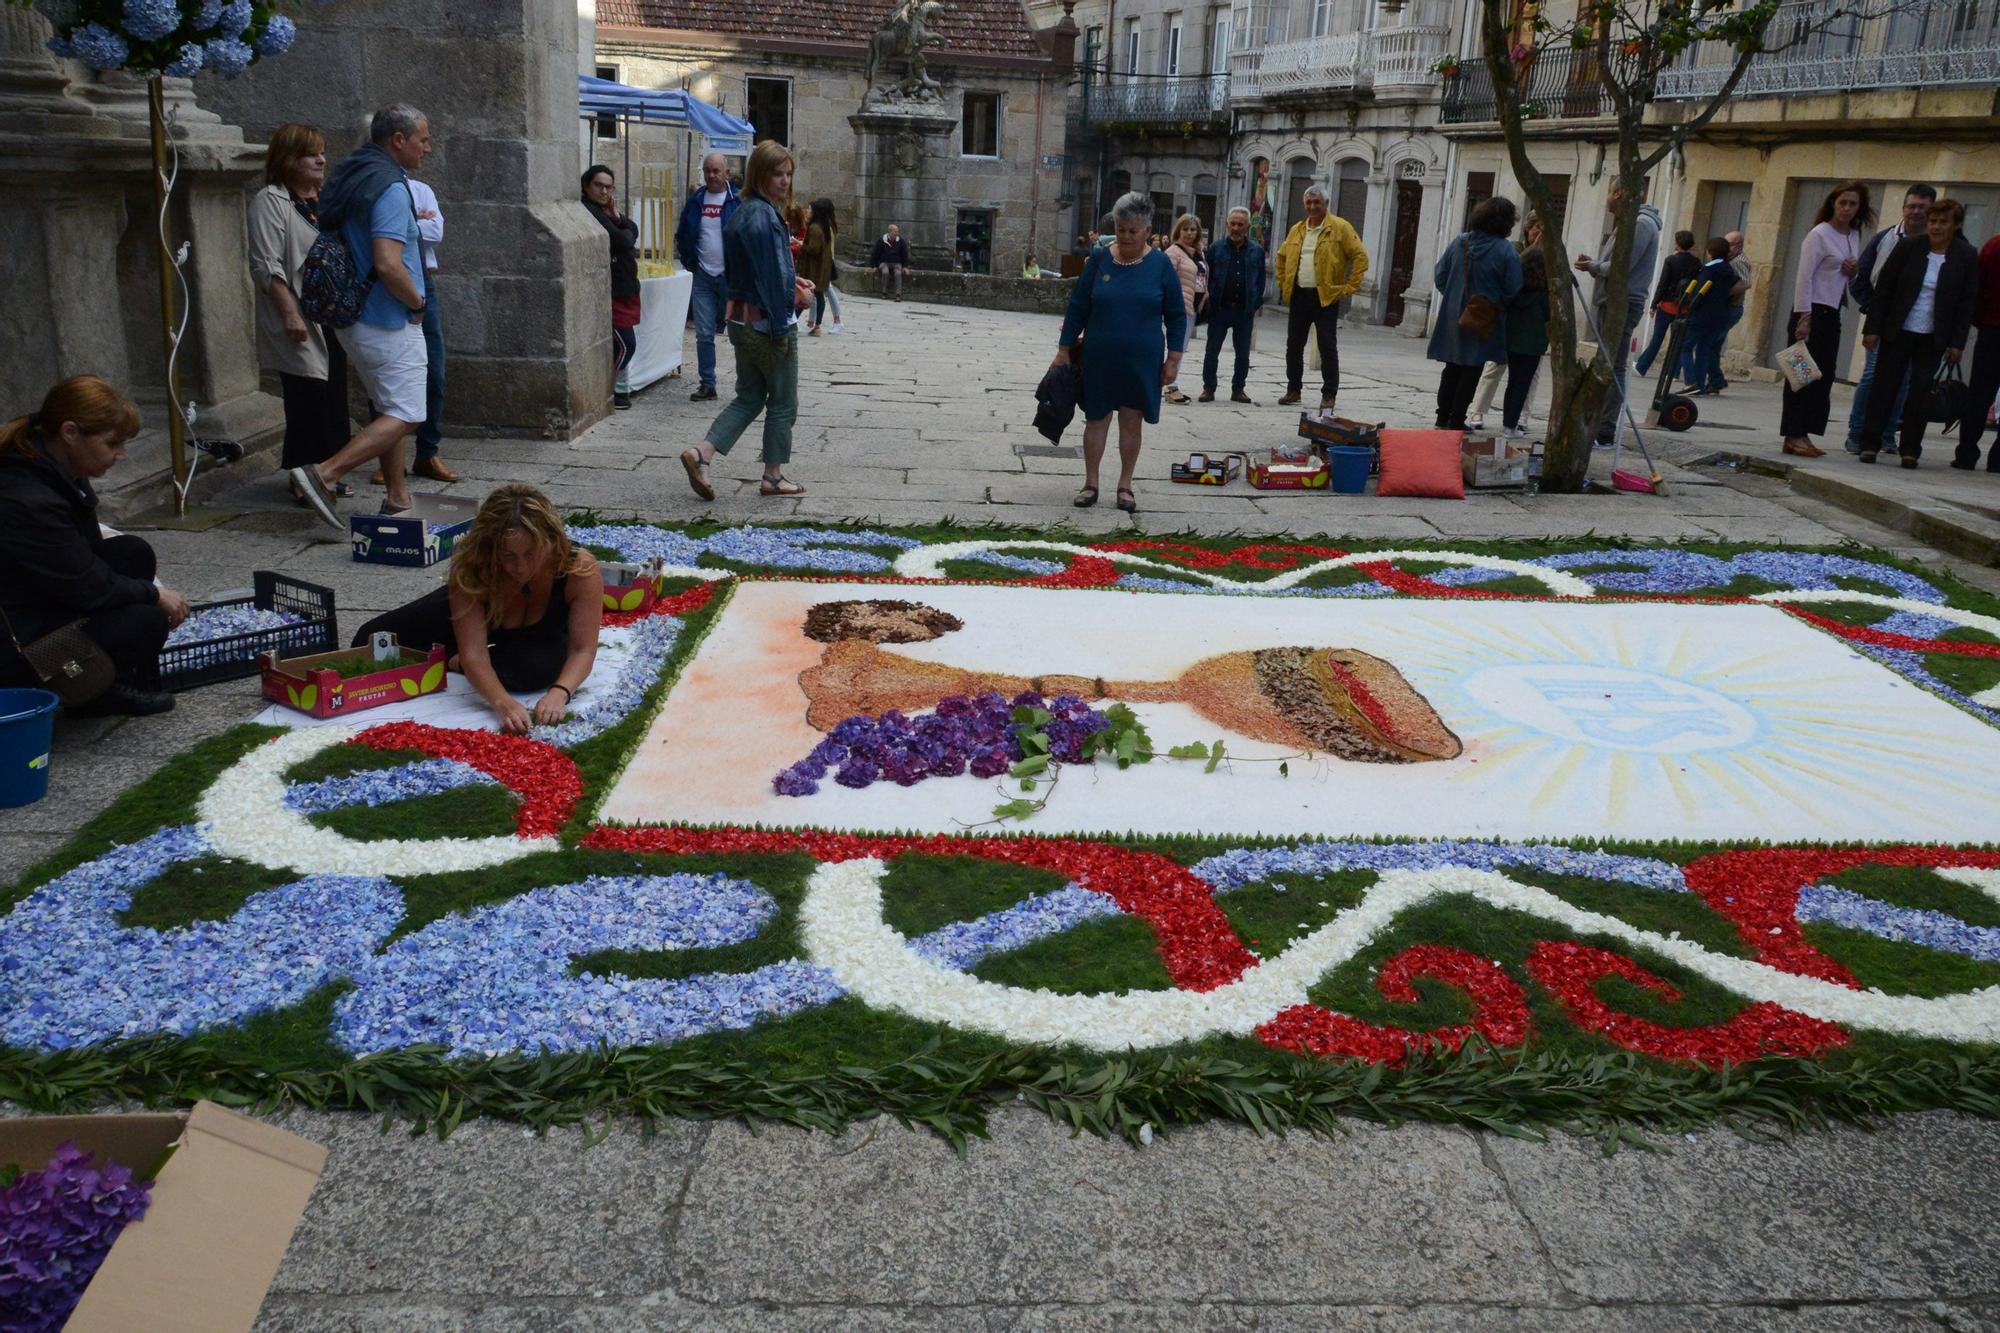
[32,0,311,77]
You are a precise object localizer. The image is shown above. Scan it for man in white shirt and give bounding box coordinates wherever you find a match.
[1843,184,1935,454]
[404,174,457,481]
[674,152,740,402]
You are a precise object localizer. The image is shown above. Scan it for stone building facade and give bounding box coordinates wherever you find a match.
[198,0,615,438]
[1043,0,1235,257]
[595,0,1074,275]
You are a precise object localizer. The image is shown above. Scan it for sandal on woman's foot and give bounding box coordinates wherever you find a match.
[760,474,806,497]
[1073,486,1099,508]
[680,448,715,501]
[1116,488,1138,513]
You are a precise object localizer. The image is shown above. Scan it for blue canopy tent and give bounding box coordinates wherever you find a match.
[577,73,754,158]
[577,73,755,260]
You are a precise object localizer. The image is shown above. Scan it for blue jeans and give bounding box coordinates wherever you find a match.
[1846,342,1911,449]
[1202,306,1256,394]
[691,267,728,390]
[416,276,444,459]
[1633,308,1675,377]
[1682,325,1727,392]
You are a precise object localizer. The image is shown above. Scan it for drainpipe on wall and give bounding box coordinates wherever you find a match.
[1031,73,1046,261]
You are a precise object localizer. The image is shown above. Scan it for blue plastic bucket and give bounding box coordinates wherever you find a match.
[1330,445,1373,495]
[0,688,58,809]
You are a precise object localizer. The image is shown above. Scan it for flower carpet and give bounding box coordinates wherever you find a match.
[5,522,2000,1147]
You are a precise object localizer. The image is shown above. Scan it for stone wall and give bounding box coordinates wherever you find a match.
[894,270,1076,314]
[595,41,1069,276]
[197,0,614,438]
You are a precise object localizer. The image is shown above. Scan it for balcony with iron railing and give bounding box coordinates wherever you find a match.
[1439,47,1613,124]
[1078,72,1232,127]
[1230,2,1452,99]
[1655,0,2000,98]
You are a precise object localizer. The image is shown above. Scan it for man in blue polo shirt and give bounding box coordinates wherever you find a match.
[289,103,432,528]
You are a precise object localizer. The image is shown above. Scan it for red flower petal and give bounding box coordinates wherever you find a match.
[1255,944,1531,1064]
[1525,940,1848,1065]
[355,722,581,840]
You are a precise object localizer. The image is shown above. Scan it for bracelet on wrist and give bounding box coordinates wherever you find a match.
[551,684,573,701]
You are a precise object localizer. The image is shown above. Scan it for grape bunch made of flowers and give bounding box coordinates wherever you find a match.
[33,0,308,78]
[774,691,1116,799]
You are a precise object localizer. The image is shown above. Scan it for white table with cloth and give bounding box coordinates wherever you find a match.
[625,270,693,392]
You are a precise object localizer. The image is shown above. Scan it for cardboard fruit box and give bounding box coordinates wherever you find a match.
[0,1101,327,1332]
[1460,434,1535,490]
[349,493,479,567]
[1248,452,1332,490]
[600,556,669,615]
[260,635,449,719]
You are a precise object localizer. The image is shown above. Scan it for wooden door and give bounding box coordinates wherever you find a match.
[1384,180,1423,328]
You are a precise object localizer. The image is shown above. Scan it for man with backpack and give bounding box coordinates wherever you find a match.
[289,102,433,528]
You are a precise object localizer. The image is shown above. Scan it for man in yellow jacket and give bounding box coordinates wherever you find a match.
[1275,185,1369,408]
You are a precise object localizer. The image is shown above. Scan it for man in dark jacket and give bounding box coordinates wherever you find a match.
[1859,198,1980,466]
[0,386,189,715]
[869,224,912,299]
[674,153,739,402]
[1199,207,1267,404]
[1844,184,1936,454]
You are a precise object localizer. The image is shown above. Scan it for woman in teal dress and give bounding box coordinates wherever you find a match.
[1050,192,1187,513]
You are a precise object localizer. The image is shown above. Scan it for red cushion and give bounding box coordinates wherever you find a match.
[1376,429,1466,499]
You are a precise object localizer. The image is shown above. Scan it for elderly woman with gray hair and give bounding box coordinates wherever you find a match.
[1049,191,1187,513]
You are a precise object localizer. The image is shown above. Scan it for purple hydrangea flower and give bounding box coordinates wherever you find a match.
[163,42,205,76]
[255,14,296,55]
[202,34,253,76]
[0,1141,153,1332]
[67,23,130,70]
[773,770,819,797]
[834,759,880,789]
[122,0,184,42]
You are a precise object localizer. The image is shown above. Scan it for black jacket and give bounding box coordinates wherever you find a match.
[869,234,911,268]
[0,444,156,638]
[1652,249,1701,309]
[1033,360,1080,443]
[1863,234,1981,352]
[584,198,641,300]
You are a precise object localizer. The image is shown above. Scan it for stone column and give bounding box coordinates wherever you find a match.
[196,0,613,436]
[1400,173,1446,339]
[850,102,962,272]
[1353,169,1392,326]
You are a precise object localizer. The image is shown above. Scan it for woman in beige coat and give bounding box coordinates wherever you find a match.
[1162,215,1207,404]
[247,123,351,499]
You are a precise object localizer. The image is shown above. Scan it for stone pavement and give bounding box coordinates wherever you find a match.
[7,294,2000,1329]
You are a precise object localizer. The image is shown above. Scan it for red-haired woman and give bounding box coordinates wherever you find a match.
[0,377,190,716]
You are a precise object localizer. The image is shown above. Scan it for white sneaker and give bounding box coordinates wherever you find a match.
[1506,425,1530,440]
[828,323,844,334]
[1465,417,1485,432]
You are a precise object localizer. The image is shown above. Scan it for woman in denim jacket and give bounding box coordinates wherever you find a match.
[682,140,814,500]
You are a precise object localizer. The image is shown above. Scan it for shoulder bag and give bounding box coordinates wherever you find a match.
[1457,235,1500,340]
[0,606,114,706]
[1926,358,1968,429]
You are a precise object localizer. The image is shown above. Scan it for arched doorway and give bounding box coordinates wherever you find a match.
[1283,155,1318,239]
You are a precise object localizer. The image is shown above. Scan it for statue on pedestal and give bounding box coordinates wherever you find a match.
[865,0,947,103]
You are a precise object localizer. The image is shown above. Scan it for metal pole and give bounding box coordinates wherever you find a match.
[147,76,189,515]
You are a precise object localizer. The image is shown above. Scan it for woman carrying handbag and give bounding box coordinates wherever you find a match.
[1858,197,1979,468]
[0,377,190,717]
[1429,198,1524,430]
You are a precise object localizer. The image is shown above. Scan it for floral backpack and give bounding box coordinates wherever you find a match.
[297,229,371,329]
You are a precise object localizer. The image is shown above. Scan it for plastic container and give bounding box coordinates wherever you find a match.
[158,572,338,693]
[1329,445,1374,495]
[0,687,58,808]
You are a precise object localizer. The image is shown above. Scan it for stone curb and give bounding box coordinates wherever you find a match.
[1703,449,2000,567]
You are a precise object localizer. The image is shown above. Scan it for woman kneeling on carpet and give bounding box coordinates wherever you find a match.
[353,484,602,735]
[0,376,190,717]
